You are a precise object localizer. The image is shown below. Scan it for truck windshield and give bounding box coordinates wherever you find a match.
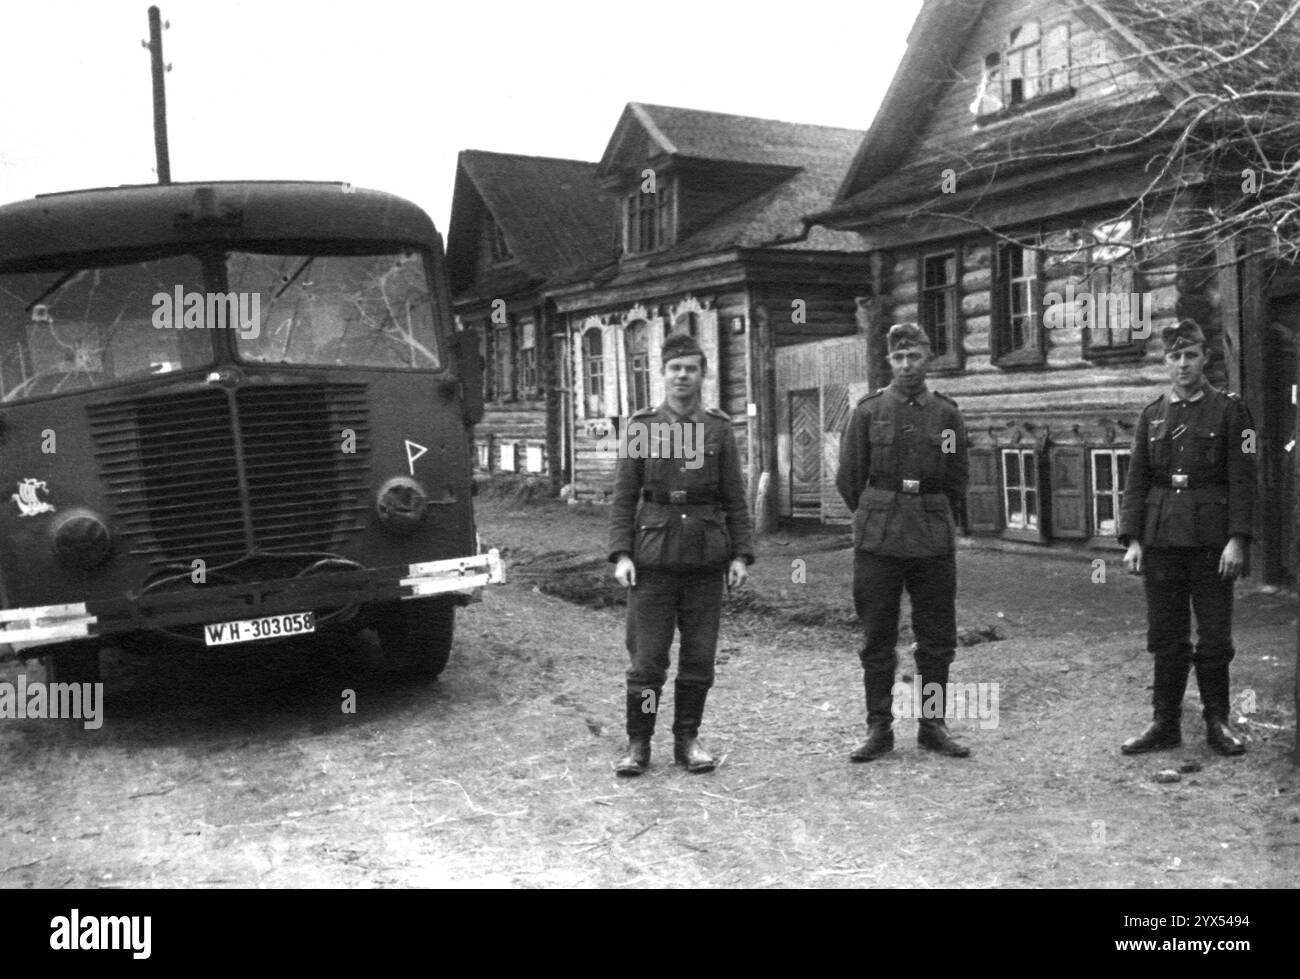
[227,250,440,369]
[0,255,212,403]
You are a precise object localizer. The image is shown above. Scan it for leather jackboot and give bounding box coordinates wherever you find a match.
[850,672,895,762]
[615,687,659,776]
[1197,664,1246,756]
[915,664,970,758]
[1121,658,1188,754]
[672,682,716,773]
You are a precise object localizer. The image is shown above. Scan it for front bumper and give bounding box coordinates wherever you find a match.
[0,548,505,658]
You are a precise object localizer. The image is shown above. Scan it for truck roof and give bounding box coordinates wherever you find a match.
[0,181,439,267]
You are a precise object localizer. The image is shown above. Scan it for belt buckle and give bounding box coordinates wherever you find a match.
[902,479,920,495]
[668,489,688,504]
[1171,473,1189,489]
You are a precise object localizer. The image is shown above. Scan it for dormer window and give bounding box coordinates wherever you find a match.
[623,176,676,255]
[487,214,512,264]
[972,20,1073,121]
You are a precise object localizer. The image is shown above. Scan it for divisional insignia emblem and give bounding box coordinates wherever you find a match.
[12,478,55,517]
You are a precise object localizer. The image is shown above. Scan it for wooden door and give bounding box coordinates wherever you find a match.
[789,388,821,516]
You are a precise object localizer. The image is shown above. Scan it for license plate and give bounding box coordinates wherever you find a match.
[203,611,315,646]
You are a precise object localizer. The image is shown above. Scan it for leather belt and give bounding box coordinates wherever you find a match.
[643,489,719,504]
[1151,474,1226,489]
[867,476,945,495]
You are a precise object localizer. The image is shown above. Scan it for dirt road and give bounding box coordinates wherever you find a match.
[1,497,1297,888]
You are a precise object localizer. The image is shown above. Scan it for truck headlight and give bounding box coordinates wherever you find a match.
[375,476,428,534]
[50,507,113,569]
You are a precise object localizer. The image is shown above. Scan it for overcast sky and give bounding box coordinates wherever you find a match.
[0,0,923,232]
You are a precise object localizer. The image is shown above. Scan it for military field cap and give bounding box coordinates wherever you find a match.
[662,331,706,365]
[887,322,931,352]
[1162,318,1207,353]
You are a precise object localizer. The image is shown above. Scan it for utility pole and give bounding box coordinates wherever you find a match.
[145,6,171,184]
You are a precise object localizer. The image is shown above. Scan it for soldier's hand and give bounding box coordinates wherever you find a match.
[1219,537,1246,580]
[614,555,637,588]
[1122,542,1143,575]
[727,558,748,590]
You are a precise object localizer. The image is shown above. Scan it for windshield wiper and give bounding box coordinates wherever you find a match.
[25,270,79,312]
[274,257,315,299]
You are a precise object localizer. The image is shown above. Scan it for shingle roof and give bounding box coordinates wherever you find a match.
[446,151,615,295]
[592,103,868,268]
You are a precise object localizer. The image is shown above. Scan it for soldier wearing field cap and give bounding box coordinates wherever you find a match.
[1119,318,1256,756]
[836,322,970,762]
[607,331,754,776]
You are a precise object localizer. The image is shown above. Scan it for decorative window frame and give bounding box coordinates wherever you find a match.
[622,175,677,255]
[1089,447,1130,539]
[1001,446,1041,536]
[1082,217,1148,362]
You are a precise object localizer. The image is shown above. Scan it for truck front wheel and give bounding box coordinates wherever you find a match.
[374,597,455,680]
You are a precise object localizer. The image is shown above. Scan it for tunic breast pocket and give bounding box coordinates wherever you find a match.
[869,420,895,474]
[1148,432,1170,468]
[699,443,722,483]
[1193,427,1221,467]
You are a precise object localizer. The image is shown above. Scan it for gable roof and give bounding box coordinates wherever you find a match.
[446,150,615,295]
[819,0,1300,224]
[583,102,867,268]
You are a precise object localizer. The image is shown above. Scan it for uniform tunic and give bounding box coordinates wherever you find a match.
[607,402,754,692]
[1119,385,1256,671]
[836,383,969,685]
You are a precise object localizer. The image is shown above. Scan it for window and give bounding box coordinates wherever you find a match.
[625,320,650,412]
[519,318,537,394]
[1002,448,1039,530]
[1084,218,1145,359]
[582,328,604,417]
[973,20,1073,118]
[475,440,490,471]
[494,322,512,401]
[624,176,675,254]
[488,215,512,264]
[921,251,960,367]
[994,239,1044,365]
[1090,448,1130,537]
[673,311,698,338]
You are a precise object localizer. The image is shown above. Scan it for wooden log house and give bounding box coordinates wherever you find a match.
[546,103,870,507]
[810,0,1299,582]
[446,151,615,487]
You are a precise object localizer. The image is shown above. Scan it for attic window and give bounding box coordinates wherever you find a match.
[972,20,1073,120]
[487,215,512,263]
[623,176,676,255]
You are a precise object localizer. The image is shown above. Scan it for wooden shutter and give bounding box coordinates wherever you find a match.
[1049,445,1088,539]
[966,446,1002,532]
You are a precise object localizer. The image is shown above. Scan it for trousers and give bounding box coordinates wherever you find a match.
[1143,546,1235,670]
[853,550,957,680]
[625,568,724,690]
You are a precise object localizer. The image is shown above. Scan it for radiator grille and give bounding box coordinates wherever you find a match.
[88,383,371,564]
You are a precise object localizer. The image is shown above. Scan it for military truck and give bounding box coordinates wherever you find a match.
[0,180,502,682]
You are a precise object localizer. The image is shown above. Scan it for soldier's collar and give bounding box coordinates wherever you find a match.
[887,383,930,406]
[657,399,707,424]
[1168,385,1206,404]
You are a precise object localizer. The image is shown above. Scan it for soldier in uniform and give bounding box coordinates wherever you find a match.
[836,322,970,762]
[1119,319,1255,756]
[607,332,754,776]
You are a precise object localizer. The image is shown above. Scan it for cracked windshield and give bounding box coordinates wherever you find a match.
[228,250,440,369]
